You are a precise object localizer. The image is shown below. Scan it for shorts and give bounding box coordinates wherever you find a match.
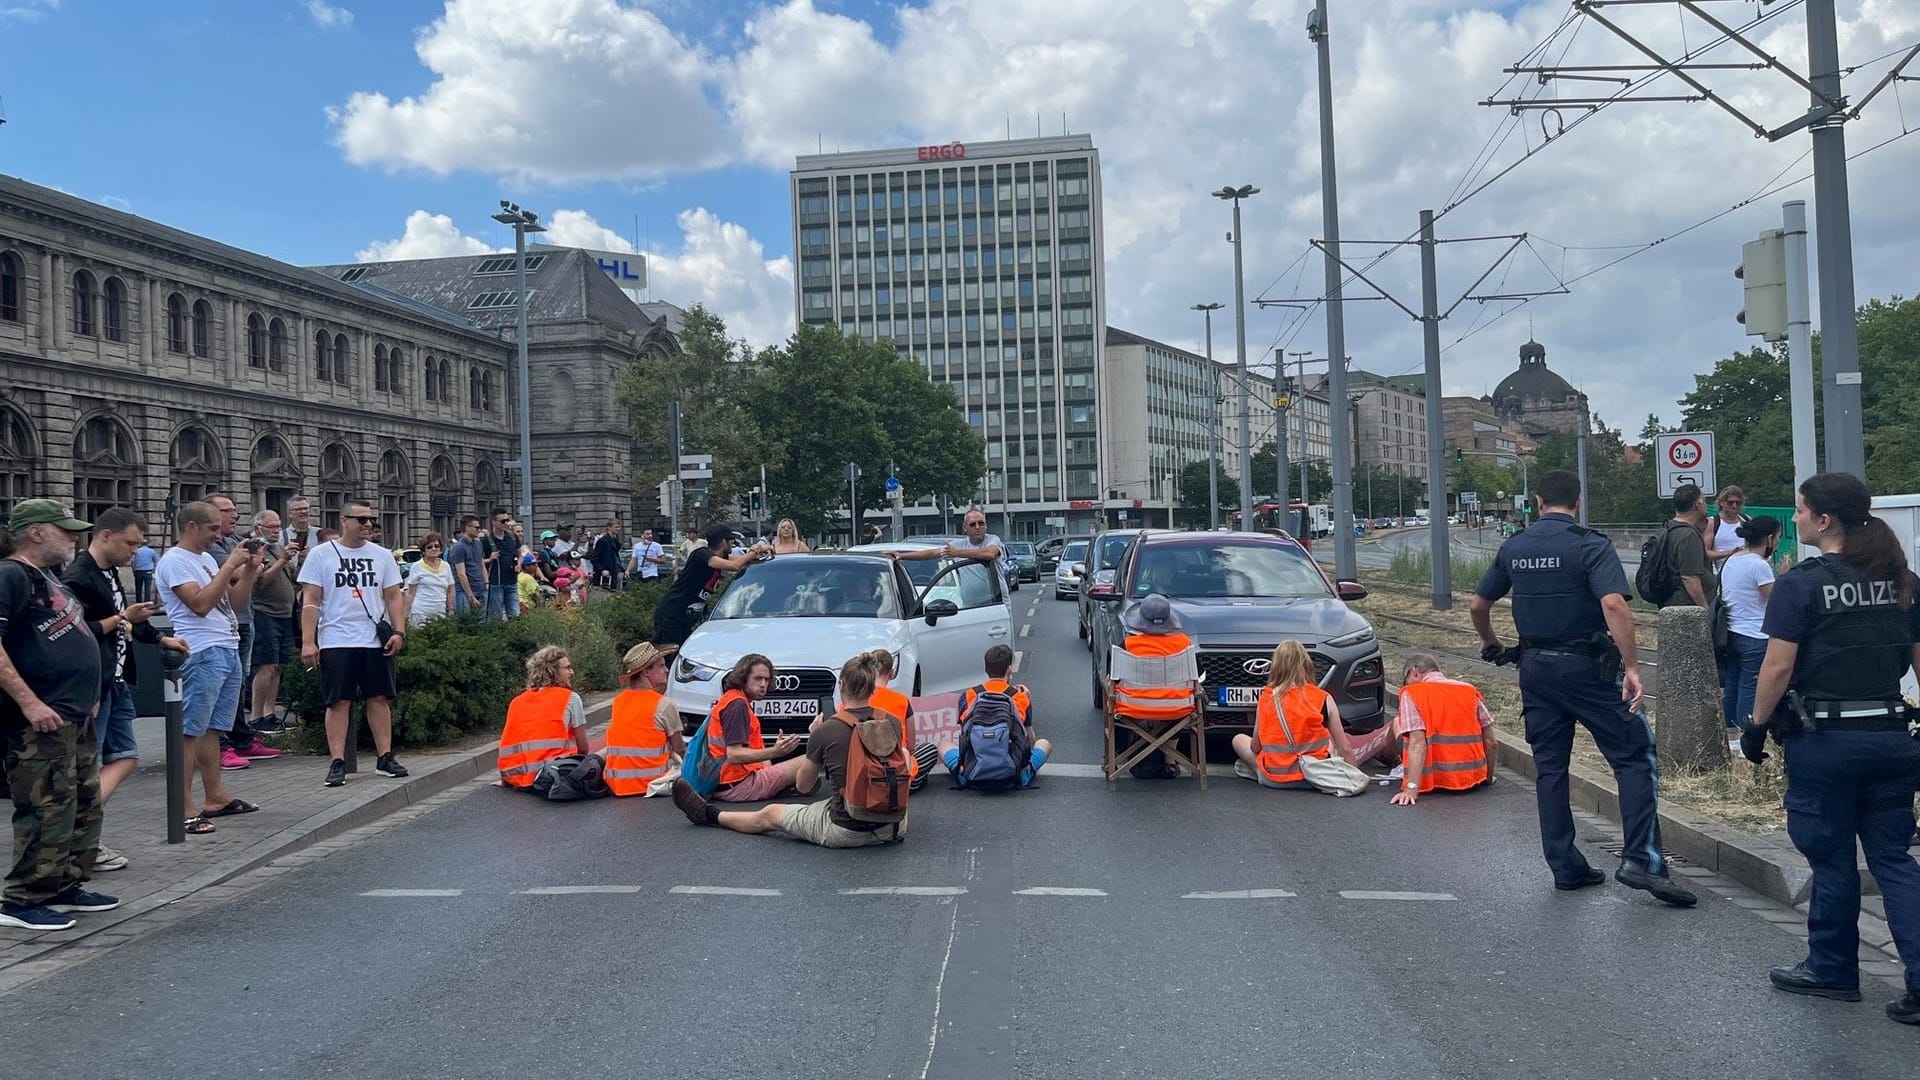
[777,799,904,848]
[180,646,242,737]
[714,759,799,803]
[319,647,398,705]
[942,743,1048,788]
[252,613,295,668]
[97,679,139,764]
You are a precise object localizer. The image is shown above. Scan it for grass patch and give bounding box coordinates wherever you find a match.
[1385,547,1494,591]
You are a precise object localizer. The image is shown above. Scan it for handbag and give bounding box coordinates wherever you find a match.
[1275,689,1371,797]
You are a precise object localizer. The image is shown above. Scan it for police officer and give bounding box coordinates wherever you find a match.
[1741,472,1920,1023]
[1471,470,1696,907]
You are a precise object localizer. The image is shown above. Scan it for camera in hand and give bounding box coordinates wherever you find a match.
[243,538,266,553]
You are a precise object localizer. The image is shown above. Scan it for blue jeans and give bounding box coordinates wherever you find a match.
[1720,633,1768,730]
[97,679,139,764]
[180,646,243,738]
[942,744,1048,788]
[1783,730,1920,992]
[454,582,484,614]
[485,582,519,621]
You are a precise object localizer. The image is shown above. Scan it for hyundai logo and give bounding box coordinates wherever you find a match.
[1242,658,1272,676]
[773,673,802,692]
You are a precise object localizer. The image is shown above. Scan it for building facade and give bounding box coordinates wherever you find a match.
[1348,369,1430,484]
[0,177,516,542]
[1443,395,1535,466]
[791,136,1106,538]
[1102,327,1214,522]
[1489,339,1589,437]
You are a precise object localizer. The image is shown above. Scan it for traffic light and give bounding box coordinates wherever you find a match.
[1453,446,1464,464]
[1736,229,1788,342]
[751,489,763,516]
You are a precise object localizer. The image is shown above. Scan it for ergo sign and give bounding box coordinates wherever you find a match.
[917,142,967,161]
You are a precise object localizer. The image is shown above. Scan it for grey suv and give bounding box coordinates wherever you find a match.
[1087,531,1386,736]
[1075,528,1158,647]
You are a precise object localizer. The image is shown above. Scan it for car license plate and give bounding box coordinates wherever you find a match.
[1214,686,1262,708]
[759,697,823,718]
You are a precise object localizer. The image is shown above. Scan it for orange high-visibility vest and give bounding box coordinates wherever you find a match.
[1254,683,1334,786]
[1400,679,1491,792]
[498,686,577,788]
[961,679,1033,725]
[603,688,674,797]
[707,688,765,788]
[1112,632,1196,721]
[870,685,918,779]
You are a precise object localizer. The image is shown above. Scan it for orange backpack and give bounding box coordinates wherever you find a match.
[837,710,910,824]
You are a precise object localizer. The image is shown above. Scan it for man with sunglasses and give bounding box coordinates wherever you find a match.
[298,501,409,788]
[1707,485,1750,567]
[889,510,1005,567]
[480,507,518,620]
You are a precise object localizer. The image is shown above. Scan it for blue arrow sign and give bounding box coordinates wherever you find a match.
[885,476,901,494]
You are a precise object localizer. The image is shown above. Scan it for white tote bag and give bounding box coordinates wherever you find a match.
[1276,693,1371,797]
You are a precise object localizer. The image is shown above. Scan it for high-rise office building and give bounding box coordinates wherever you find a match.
[791,135,1106,537]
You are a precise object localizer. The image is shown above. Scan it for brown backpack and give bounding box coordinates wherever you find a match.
[837,710,910,824]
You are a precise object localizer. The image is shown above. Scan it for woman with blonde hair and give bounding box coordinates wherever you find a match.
[859,649,941,788]
[1231,640,1375,795]
[772,518,810,555]
[495,645,592,791]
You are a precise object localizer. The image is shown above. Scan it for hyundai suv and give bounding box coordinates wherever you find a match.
[1087,530,1386,736]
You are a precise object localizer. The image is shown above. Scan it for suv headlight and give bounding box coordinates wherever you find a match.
[674,656,723,683]
[1324,626,1376,648]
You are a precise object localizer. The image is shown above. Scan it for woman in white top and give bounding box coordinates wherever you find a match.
[405,531,456,626]
[771,518,809,555]
[1718,515,1780,732]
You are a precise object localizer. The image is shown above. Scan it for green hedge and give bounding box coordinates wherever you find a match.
[283,582,670,752]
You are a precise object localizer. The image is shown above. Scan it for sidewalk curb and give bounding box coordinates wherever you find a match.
[1490,727,1814,906]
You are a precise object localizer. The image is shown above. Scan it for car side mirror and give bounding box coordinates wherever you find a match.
[1336,580,1368,601]
[1071,562,1089,577]
[924,598,960,625]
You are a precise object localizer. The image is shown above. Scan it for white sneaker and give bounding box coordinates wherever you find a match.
[93,845,128,872]
[1233,759,1255,780]
[1385,764,1406,781]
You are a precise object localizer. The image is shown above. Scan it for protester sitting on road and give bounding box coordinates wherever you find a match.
[673,654,908,847]
[497,646,593,790]
[771,518,809,555]
[1111,593,1195,779]
[1231,640,1368,794]
[1718,515,1780,736]
[1387,653,1496,806]
[858,649,941,790]
[699,653,805,802]
[945,644,1052,789]
[603,642,683,797]
[652,523,772,646]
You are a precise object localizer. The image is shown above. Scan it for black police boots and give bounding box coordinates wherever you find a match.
[1886,990,1920,1024]
[1553,867,1606,891]
[1768,964,1863,1002]
[1615,865,1698,907]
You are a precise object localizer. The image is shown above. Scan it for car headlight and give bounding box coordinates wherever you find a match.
[1324,627,1376,648]
[674,656,723,683]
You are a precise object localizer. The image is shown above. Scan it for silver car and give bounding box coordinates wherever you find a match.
[1053,538,1089,599]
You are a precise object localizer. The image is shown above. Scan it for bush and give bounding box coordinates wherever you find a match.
[591,581,669,654]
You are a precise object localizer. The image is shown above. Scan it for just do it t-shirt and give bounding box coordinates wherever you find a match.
[297,541,402,650]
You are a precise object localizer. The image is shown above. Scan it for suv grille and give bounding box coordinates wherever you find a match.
[1197,650,1334,689]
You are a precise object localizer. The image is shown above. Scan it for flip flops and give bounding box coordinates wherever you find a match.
[202,799,261,818]
[183,816,216,834]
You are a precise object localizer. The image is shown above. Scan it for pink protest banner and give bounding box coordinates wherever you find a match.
[909,693,965,750]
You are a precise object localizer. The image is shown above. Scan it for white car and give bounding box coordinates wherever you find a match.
[667,545,1012,734]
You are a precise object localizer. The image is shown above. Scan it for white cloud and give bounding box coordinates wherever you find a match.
[328,0,731,182]
[305,0,353,29]
[544,208,638,253]
[356,210,497,261]
[0,0,59,22]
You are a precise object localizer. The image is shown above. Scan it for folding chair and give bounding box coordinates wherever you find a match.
[1103,644,1207,789]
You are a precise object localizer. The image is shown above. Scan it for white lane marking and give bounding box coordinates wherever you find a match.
[1019,624,1032,638]
[1339,890,1457,901]
[670,885,782,897]
[1011,650,1024,673]
[517,885,644,895]
[919,847,979,1080]
[359,888,462,897]
[1183,889,1298,900]
[1043,762,1237,779]
[1014,887,1107,897]
[840,886,969,896]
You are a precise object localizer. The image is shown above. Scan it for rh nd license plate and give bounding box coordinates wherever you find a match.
[1214,686,1262,708]
[759,697,823,718]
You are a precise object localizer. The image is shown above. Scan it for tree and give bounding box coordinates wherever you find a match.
[1247,444,1333,503]
[1859,295,1920,494]
[1677,346,1796,505]
[1177,460,1238,525]
[616,305,764,520]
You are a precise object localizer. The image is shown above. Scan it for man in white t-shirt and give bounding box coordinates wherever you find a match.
[889,509,1004,567]
[156,500,264,829]
[628,527,666,582]
[298,499,409,789]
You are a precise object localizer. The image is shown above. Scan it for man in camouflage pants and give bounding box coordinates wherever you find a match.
[0,498,114,932]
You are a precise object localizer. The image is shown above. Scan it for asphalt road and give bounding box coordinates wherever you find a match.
[5,590,1915,1078]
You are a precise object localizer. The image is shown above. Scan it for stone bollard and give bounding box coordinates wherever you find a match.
[1654,605,1729,770]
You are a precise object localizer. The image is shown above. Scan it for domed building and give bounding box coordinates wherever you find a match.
[1488,339,1589,437]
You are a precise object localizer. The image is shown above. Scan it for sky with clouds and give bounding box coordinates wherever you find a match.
[2,0,1915,430]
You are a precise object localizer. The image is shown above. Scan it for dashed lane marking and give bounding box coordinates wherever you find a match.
[1182,889,1298,900]
[670,885,782,897]
[1014,887,1108,897]
[839,886,969,896]
[1019,624,1032,638]
[359,889,463,897]
[517,885,644,895]
[1338,890,1457,901]
[1042,762,1238,779]
[1011,650,1024,673]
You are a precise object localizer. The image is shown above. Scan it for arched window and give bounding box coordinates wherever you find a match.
[378,448,410,541]
[250,433,302,519]
[318,441,357,531]
[438,358,452,402]
[374,344,390,391]
[190,299,211,358]
[246,313,266,367]
[70,269,96,336]
[469,366,482,411]
[314,328,332,382]
[474,457,502,521]
[72,413,138,525]
[0,250,22,322]
[429,454,459,536]
[167,293,187,353]
[387,345,406,397]
[333,333,350,384]
[169,424,224,507]
[552,368,576,421]
[102,277,126,342]
[268,317,287,371]
[483,370,498,413]
[423,355,437,401]
[0,404,38,519]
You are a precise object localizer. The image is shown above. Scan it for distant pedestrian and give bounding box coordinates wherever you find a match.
[1660,483,1716,610]
[206,493,271,768]
[652,523,770,646]
[591,520,624,590]
[480,507,518,620]
[129,538,156,604]
[771,518,809,555]
[298,499,409,788]
[0,498,114,931]
[550,524,576,560]
[1719,516,1780,736]
[281,495,323,551]
[244,510,299,741]
[403,532,455,626]
[628,527,667,583]
[446,515,486,615]
[890,510,1001,567]
[1708,485,1750,567]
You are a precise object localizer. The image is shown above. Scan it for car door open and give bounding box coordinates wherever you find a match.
[912,559,1012,693]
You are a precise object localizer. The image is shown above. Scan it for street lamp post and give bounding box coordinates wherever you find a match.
[1192,302,1224,530]
[1214,184,1260,531]
[491,201,545,527]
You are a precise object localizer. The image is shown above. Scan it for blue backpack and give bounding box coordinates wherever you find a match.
[682,714,726,797]
[955,685,1033,790]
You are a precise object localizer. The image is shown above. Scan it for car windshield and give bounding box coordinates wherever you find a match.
[1060,541,1088,565]
[1131,543,1329,599]
[1007,542,1034,555]
[708,561,901,619]
[1096,533,1134,569]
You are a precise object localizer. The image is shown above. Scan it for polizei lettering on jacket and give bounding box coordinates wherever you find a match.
[1819,578,1898,611]
[1509,556,1563,571]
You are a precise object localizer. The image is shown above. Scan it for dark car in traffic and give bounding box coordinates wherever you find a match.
[1087,530,1386,737]
[1076,528,1158,646]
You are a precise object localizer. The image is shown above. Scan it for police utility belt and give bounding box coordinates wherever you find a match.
[1771,691,1919,737]
[1513,632,1624,678]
